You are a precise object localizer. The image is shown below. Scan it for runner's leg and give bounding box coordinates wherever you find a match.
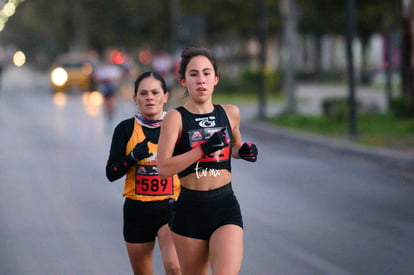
[171,232,209,275]
[209,225,243,275]
[125,241,155,275]
[157,224,181,275]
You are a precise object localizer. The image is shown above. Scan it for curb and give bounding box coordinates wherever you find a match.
[242,121,414,171]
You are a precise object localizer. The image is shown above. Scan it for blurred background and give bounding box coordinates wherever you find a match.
[0,0,412,147]
[1,1,414,274]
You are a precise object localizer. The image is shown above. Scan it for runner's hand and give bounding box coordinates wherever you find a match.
[130,138,153,161]
[200,127,229,155]
[238,142,258,162]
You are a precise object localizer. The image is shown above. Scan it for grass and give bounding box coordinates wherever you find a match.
[269,113,414,149]
[180,82,414,151]
[213,92,283,104]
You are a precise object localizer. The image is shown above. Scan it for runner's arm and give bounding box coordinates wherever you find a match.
[157,110,204,179]
[223,104,243,159]
[106,120,136,181]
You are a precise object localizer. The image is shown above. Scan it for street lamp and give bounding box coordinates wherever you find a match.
[345,0,357,139]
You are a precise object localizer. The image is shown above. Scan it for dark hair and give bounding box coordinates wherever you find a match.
[178,47,218,80]
[134,71,167,96]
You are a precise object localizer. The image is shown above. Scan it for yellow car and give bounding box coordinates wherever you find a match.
[50,53,94,93]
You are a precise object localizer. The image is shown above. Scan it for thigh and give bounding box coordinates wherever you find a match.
[123,199,169,243]
[125,241,155,275]
[157,224,180,274]
[171,232,210,275]
[210,225,244,275]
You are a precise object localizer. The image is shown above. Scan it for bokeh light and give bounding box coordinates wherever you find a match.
[53,92,67,107]
[13,50,25,66]
[50,67,68,87]
[138,50,152,65]
[0,0,24,32]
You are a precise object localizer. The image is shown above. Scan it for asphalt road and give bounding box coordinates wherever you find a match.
[1,67,414,275]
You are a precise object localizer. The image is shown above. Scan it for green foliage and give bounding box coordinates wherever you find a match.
[321,97,381,122]
[296,71,346,83]
[390,97,414,118]
[270,113,414,148]
[214,68,282,96]
[271,113,346,136]
[322,98,350,121]
[4,0,399,57]
[298,0,400,35]
[240,68,282,94]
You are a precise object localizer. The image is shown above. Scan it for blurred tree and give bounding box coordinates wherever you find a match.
[299,0,345,77]
[299,0,400,81]
[401,0,414,115]
[0,0,406,113]
[356,0,400,84]
[256,0,268,120]
[280,0,298,114]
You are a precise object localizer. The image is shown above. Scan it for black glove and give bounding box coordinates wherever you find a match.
[130,138,153,161]
[200,127,229,155]
[238,142,258,162]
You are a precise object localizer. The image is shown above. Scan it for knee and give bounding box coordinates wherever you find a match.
[163,257,181,275]
[165,263,181,275]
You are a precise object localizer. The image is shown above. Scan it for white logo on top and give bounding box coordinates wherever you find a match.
[197,117,216,128]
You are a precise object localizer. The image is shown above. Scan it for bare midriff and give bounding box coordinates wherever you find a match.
[179,169,232,191]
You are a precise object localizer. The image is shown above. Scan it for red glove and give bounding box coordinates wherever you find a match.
[238,142,258,162]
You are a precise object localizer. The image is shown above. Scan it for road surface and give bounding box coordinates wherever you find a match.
[1,67,413,274]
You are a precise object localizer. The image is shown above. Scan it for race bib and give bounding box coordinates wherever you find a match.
[188,127,230,162]
[135,164,174,196]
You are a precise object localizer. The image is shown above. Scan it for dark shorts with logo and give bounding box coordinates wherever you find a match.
[123,198,174,243]
[169,183,243,240]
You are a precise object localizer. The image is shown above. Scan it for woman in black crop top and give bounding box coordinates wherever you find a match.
[158,47,258,275]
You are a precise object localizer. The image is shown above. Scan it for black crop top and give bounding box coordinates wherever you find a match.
[173,105,232,178]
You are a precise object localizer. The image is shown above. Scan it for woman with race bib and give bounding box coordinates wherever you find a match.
[157,47,258,275]
[106,71,181,275]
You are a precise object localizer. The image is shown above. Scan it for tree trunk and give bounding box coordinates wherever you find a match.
[69,0,89,52]
[360,36,371,85]
[256,0,267,120]
[279,0,297,114]
[401,0,414,113]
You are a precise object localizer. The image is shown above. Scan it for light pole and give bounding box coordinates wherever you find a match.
[256,0,267,120]
[170,0,180,53]
[280,0,297,114]
[345,0,357,139]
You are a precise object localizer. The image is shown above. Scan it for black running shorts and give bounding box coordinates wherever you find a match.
[170,183,243,240]
[123,198,174,243]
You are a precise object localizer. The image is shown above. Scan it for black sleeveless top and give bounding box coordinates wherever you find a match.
[173,105,232,178]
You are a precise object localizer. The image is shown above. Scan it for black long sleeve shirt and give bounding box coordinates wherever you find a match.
[105,118,160,182]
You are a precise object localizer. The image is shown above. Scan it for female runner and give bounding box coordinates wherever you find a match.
[157,47,258,275]
[106,71,181,275]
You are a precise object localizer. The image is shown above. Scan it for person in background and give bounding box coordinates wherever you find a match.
[152,49,175,91]
[95,53,123,123]
[86,49,100,93]
[157,47,258,275]
[106,71,181,275]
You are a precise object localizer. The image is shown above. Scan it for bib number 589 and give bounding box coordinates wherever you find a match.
[135,176,173,195]
[139,178,168,192]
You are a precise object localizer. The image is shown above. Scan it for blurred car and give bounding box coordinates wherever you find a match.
[50,53,94,93]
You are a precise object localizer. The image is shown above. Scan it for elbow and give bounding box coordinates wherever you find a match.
[106,172,117,182]
[106,167,119,182]
[158,169,170,180]
[159,173,169,180]
[157,164,171,180]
